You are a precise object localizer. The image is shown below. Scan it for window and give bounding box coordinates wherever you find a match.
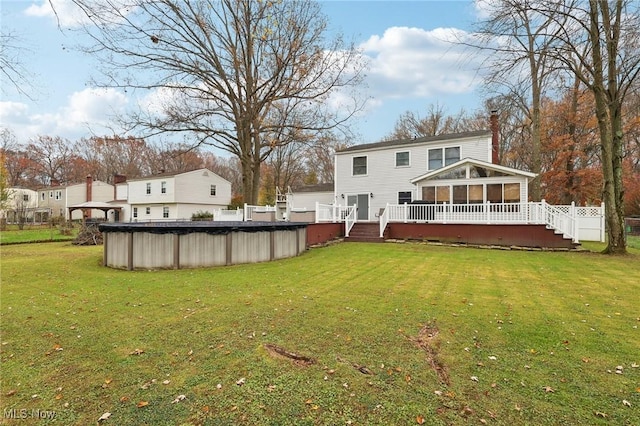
[41,192,45,201]
[161,181,167,194]
[395,151,410,167]
[163,206,169,218]
[469,185,483,204]
[436,186,450,204]
[445,147,460,166]
[146,183,151,195]
[210,185,217,196]
[352,156,367,175]
[55,191,62,200]
[398,191,412,204]
[504,183,520,203]
[146,207,151,215]
[487,184,503,203]
[133,207,138,218]
[428,146,460,170]
[23,194,29,202]
[428,149,442,170]
[453,185,467,204]
[49,191,53,198]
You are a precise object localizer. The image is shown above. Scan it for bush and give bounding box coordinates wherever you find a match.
[191,210,213,221]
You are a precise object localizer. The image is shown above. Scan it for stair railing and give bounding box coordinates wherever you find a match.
[344,205,357,237]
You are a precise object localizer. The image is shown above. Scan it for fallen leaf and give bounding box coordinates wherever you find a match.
[514,403,521,411]
[236,377,245,386]
[416,415,425,424]
[480,419,487,425]
[136,401,149,408]
[405,374,412,383]
[622,400,631,407]
[5,390,16,397]
[594,411,607,418]
[470,376,479,382]
[130,349,144,356]
[162,380,170,385]
[98,412,111,422]
[488,356,497,360]
[171,394,186,404]
[543,386,555,393]
[119,396,129,403]
[202,406,210,413]
[55,393,63,400]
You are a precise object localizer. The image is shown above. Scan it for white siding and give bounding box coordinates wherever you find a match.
[335,134,493,219]
[290,191,335,210]
[174,169,232,205]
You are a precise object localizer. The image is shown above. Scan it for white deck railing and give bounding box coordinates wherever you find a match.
[213,208,244,221]
[315,203,354,223]
[380,200,586,242]
[244,204,276,221]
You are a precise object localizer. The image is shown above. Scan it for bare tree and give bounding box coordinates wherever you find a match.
[65,0,366,204]
[386,104,480,140]
[539,0,640,254]
[77,136,153,182]
[468,1,568,201]
[0,27,34,99]
[27,136,77,186]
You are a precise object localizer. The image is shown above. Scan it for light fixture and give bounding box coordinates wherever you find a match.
[370,193,374,198]
[341,194,344,199]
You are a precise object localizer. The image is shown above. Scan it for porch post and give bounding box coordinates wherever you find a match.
[486,201,491,224]
[315,202,319,223]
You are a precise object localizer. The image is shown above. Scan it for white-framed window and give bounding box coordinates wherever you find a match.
[146,207,151,215]
[395,151,410,167]
[23,194,29,202]
[49,191,53,198]
[161,181,167,194]
[352,156,367,176]
[133,207,138,218]
[398,191,412,204]
[428,146,460,170]
[210,184,216,196]
[55,190,62,200]
[41,192,45,201]
[146,182,151,195]
[163,206,169,218]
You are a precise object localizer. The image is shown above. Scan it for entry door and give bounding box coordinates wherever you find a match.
[347,194,370,221]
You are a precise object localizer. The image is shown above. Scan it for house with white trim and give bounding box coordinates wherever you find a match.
[119,168,232,222]
[37,177,114,221]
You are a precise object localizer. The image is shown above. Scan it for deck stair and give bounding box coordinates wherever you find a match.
[345,223,385,243]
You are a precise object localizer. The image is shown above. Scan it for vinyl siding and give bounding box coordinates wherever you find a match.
[335,134,493,219]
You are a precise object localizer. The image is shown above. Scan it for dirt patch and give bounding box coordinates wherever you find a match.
[409,321,450,385]
[263,343,316,366]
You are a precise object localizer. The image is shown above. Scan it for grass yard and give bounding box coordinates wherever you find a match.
[0,241,639,425]
[0,225,77,245]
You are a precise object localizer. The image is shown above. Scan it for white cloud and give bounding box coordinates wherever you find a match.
[359,26,481,101]
[1,88,129,142]
[24,0,89,27]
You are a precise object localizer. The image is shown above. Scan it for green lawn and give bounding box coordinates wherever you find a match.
[1,241,638,425]
[0,225,78,245]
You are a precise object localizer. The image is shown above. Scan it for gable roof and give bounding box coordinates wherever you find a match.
[410,158,537,184]
[336,130,492,154]
[125,168,219,182]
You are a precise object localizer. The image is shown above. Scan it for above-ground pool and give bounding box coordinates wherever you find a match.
[98,221,308,270]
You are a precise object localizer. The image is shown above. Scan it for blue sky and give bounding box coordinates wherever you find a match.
[1,0,486,149]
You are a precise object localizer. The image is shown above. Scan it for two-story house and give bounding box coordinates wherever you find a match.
[120,168,232,222]
[334,114,535,221]
[38,176,114,221]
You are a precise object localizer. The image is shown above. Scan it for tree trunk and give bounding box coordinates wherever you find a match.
[589,0,626,254]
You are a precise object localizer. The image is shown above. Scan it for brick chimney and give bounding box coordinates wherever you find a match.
[490,110,499,164]
[86,175,93,202]
[113,174,127,200]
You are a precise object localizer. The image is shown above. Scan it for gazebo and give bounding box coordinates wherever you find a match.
[68,202,122,222]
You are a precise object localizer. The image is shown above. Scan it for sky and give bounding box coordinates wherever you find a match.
[0,0,488,152]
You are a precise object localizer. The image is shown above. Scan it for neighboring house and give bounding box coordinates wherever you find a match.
[333,126,527,221]
[37,176,114,221]
[124,168,232,222]
[1,187,39,223]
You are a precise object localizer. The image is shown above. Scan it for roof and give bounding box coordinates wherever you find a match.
[292,183,334,193]
[125,168,222,182]
[410,158,537,184]
[68,201,120,209]
[336,130,492,154]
